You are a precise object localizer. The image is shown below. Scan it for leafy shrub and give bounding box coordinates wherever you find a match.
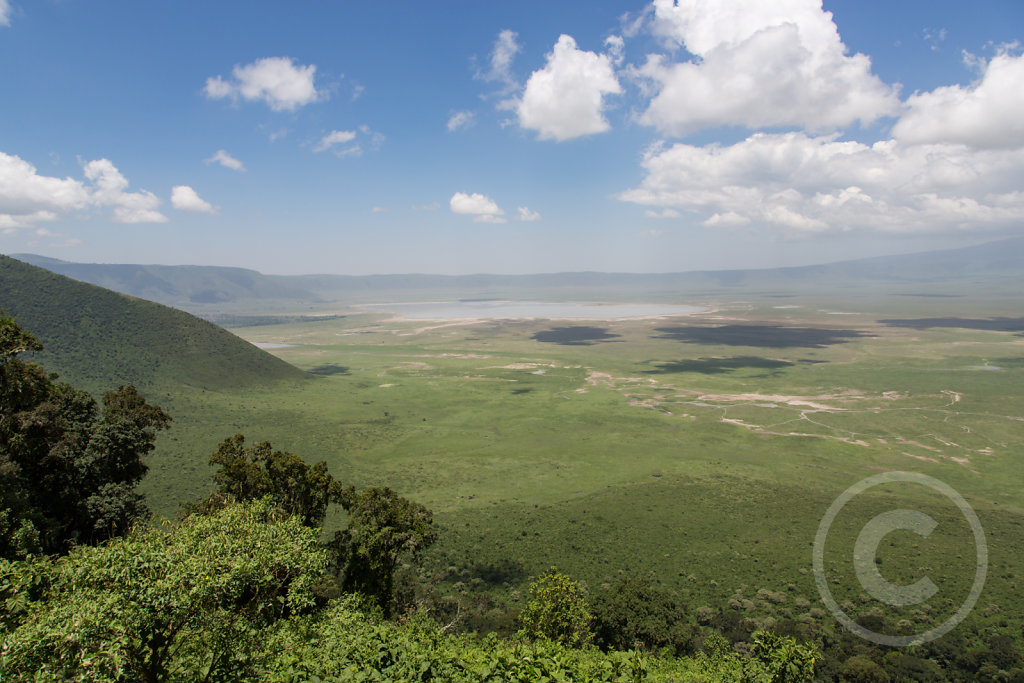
[262,596,649,682]
[839,655,891,682]
[591,573,697,655]
[1,499,328,681]
[517,567,594,648]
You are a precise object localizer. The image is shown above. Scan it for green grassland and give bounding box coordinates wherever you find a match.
[137,289,1024,649]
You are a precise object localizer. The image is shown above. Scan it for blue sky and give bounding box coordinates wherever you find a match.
[2,0,1023,275]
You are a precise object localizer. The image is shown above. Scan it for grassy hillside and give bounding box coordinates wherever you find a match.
[0,254,309,393]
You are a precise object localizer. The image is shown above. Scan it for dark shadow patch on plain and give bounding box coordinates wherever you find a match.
[511,388,533,395]
[532,326,622,346]
[988,357,1024,368]
[467,558,528,586]
[309,363,350,376]
[798,359,827,364]
[644,356,795,375]
[878,317,1024,332]
[652,324,871,348]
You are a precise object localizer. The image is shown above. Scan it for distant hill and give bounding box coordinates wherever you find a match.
[286,235,1024,293]
[13,235,1024,307]
[11,254,317,308]
[0,255,309,393]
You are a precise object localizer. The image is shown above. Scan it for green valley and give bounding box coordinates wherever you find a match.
[4,242,1024,680]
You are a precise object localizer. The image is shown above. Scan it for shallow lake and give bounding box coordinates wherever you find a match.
[359,300,706,320]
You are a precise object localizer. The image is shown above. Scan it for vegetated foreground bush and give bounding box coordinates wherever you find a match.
[1,500,328,681]
[2,501,820,682]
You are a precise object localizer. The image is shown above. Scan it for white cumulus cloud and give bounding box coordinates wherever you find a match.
[517,35,622,141]
[205,57,323,111]
[635,0,899,136]
[893,51,1024,149]
[517,206,541,222]
[83,159,168,223]
[450,192,506,223]
[618,132,1024,234]
[205,149,245,172]
[171,185,217,214]
[1,0,13,27]
[0,152,169,227]
[1,152,89,225]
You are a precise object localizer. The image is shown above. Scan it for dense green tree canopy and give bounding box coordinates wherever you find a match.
[335,485,438,616]
[591,573,697,655]
[1,499,328,681]
[1,314,170,558]
[197,433,342,527]
[193,436,438,617]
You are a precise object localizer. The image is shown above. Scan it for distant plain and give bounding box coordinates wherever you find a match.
[140,282,1024,640]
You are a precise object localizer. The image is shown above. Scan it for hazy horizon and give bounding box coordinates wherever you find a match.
[10,233,1017,278]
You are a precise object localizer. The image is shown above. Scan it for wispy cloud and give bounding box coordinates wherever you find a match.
[314,130,357,153]
[923,27,947,51]
[447,110,475,132]
[477,29,521,92]
[205,149,245,172]
[517,206,541,222]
